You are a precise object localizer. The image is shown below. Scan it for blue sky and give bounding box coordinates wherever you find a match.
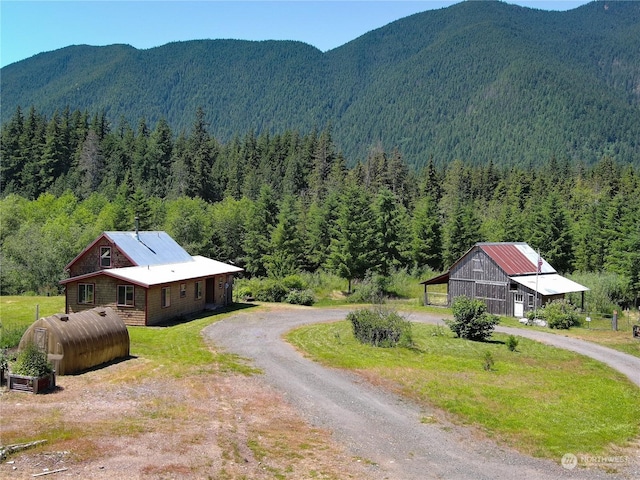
[1,1,589,68]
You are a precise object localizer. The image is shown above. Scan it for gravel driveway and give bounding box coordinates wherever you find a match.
[204,305,639,480]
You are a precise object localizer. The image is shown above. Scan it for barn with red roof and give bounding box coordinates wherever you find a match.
[421,242,588,317]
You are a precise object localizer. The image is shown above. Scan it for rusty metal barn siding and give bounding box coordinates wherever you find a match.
[18,307,130,375]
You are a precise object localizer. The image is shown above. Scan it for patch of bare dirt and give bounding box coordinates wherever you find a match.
[0,356,371,479]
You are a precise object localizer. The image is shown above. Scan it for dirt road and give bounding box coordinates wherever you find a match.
[204,305,639,480]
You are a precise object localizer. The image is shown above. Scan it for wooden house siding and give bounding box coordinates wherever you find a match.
[66,277,146,326]
[146,280,207,326]
[68,238,135,277]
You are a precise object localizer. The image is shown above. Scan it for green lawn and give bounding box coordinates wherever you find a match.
[287,320,640,460]
[499,315,640,359]
[0,295,257,375]
[0,295,66,348]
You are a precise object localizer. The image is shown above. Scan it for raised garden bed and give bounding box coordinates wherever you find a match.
[8,372,55,394]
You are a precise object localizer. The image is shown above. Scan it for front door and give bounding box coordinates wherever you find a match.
[514,293,524,317]
[206,278,214,303]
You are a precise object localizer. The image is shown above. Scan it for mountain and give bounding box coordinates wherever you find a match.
[2,0,639,167]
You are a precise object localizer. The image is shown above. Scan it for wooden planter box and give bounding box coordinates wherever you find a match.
[8,372,55,394]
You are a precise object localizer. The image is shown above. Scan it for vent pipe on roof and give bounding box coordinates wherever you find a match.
[135,215,140,241]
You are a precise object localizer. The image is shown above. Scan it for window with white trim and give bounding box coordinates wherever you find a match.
[78,283,94,304]
[100,246,111,267]
[195,281,203,300]
[117,285,134,306]
[162,287,171,308]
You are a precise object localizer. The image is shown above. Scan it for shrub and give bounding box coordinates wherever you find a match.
[347,275,386,304]
[445,296,499,341]
[285,289,315,306]
[11,342,53,377]
[482,350,495,371]
[537,299,581,329]
[254,279,288,303]
[348,307,412,348]
[506,335,519,352]
[281,275,307,291]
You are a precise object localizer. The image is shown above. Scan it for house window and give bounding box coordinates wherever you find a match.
[100,247,111,267]
[514,293,524,303]
[195,281,203,300]
[528,294,535,308]
[180,283,186,298]
[162,287,171,308]
[472,258,482,271]
[78,283,94,304]
[117,285,134,306]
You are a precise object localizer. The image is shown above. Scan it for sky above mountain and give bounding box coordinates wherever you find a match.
[1,1,589,68]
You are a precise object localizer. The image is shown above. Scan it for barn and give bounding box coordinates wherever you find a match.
[18,307,130,375]
[421,242,588,317]
[60,231,243,326]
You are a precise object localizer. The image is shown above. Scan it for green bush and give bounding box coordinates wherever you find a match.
[254,279,289,303]
[348,307,412,348]
[535,300,581,329]
[506,335,519,352]
[347,275,387,304]
[235,277,314,305]
[11,342,53,377]
[285,289,315,306]
[445,296,499,341]
[281,275,307,291]
[482,350,495,371]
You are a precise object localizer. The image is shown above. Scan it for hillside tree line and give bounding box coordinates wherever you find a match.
[1,106,639,304]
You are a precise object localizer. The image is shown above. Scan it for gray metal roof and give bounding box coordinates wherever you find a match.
[60,256,243,287]
[104,231,193,266]
[510,274,589,295]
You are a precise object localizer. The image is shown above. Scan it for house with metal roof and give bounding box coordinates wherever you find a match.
[60,231,243,326]
[421,242,588,317]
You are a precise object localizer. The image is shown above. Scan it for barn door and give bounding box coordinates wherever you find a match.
[513,294,524,318]
[34,327,48,351]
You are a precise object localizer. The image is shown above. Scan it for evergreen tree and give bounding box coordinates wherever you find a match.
[265,194,302,278]
[243,185,278,277]
[327,184,376,292]
[77,130,105,199]
[411,195,442,271]
[527,193,574,273]
[442,199,480,268]
[0,106,25,195]
[147,118,173,197]
[308,127,336,201]
[373,188,410,275]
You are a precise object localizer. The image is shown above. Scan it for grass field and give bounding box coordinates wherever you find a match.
[2,294,640,469]
[0,295,257,375]
[498,315,640,358]
[286,320,640,460]
[0,296,66,348]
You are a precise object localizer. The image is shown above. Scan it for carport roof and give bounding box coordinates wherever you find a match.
[510,274,589,296]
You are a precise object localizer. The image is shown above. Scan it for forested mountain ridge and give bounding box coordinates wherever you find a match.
[2,1,639,168]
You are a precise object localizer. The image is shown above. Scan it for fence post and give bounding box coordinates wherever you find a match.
[612,310,618,331]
